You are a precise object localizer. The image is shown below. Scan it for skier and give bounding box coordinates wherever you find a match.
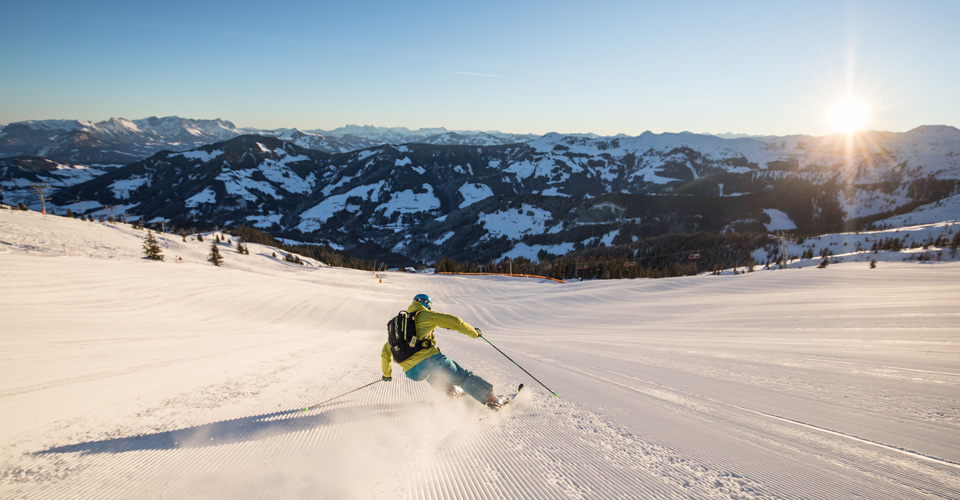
[381,293,507,409]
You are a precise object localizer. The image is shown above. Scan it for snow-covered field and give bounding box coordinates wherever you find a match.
[1,208,959,499]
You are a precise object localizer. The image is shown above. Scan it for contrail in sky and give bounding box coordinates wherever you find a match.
[441,70,503,78]
[666,99,726,104]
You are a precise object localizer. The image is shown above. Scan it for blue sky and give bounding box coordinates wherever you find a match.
[1,0,957,136]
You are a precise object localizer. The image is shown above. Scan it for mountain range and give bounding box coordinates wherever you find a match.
[2,116,958,265]
[0,116,536,164]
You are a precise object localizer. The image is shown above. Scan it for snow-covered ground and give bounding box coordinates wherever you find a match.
[878,193,960,227]
[1,208,959,499]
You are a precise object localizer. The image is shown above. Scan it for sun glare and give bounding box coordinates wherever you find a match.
[829,98,871,134]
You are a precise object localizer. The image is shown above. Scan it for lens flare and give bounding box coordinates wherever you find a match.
[829,98,871,134]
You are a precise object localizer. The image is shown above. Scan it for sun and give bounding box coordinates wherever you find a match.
[828,98,871,134]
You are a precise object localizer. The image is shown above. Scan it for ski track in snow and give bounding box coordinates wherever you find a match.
[1,208,960,499]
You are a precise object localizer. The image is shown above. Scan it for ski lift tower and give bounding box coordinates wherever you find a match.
[31,184,51,214]
[770,232,788,269]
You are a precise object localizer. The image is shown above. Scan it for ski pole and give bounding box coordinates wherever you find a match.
[300,379,382,412]
[480,335,559,398]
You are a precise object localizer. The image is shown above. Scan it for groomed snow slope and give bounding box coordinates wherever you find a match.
[1,209,959,500]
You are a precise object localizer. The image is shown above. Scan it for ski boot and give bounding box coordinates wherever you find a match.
[483,391,507,410]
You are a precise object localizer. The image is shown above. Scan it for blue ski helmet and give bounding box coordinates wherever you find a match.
[413,293,432,310]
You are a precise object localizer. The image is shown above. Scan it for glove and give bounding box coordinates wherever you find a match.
[381,376,392,382]
[476,328,483,337]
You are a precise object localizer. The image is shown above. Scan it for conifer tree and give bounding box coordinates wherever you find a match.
[208,241,223,267]
[142,230,165,261]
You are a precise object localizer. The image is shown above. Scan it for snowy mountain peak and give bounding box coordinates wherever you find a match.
[86,117,143,137]
[12,119,87,132]
[905,125,960,141]
[132,116,241,138]
[0,116,246,164]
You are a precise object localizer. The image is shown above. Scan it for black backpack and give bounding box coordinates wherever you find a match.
[387,310,433,362]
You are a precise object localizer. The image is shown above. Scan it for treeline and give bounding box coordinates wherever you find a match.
[869,233,960,253]
[437,232,777,280]
[230,226,376,270]
[435,255,546,276]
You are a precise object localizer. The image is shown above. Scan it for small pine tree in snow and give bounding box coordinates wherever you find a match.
[179,228,187,242]
[869,259,877,269]
[143,230,165,261]
[197,233,204,242]
[208,241,223,267]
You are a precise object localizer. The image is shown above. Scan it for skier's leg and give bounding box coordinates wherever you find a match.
[405,354,456,392]
[459,372,495,404]
[406,353,495,404]
[405,355,439,381]
[428,354,494,404]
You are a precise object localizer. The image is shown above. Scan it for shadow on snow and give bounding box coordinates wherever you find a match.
[35,402,420,456]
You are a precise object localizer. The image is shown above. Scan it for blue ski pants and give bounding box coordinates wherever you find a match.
[404,353,493,403]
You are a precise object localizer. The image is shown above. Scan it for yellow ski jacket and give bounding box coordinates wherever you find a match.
[381,301,480,378]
